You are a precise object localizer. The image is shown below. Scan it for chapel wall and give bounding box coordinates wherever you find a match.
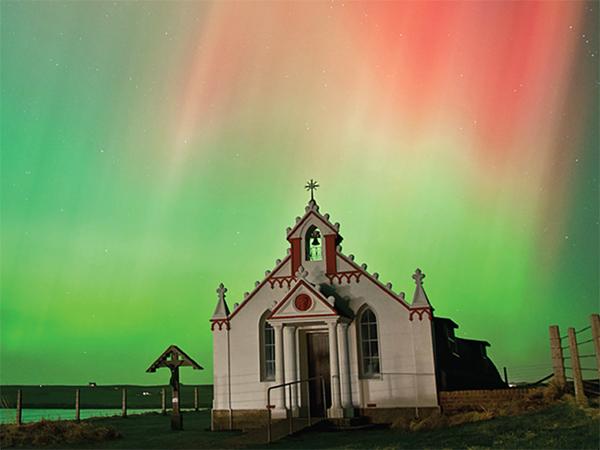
[213,252,438,413]
[212,329,230,410]
[339,277,438,408]
[226,282,287,410]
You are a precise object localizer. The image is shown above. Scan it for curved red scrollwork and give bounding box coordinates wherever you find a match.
[409,308,432,321]
[210,319,230,331]
[326,271,362,284]
[268,276,296,288]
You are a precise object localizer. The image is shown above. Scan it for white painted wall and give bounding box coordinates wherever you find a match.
[212,252,438,412]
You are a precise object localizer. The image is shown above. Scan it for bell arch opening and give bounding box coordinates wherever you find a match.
[305,225,322,261]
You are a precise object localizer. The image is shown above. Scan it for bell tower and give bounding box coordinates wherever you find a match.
[286,180,342,279]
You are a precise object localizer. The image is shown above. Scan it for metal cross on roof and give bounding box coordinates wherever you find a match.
[305,179,319,202]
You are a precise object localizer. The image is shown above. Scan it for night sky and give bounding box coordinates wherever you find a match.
[1,2,598,386]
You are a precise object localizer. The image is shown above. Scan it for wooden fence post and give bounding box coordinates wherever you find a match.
[194,387,199,411]
[549,325,566,386]
[121,388,127,418]
[161,387,166,415]
[591,314,600,382]
[75,388,80,422]
[567,327,587,405]
[16,389,22,426]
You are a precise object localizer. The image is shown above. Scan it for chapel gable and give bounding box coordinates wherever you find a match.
[286,199,342,277]
[268,270,339,321]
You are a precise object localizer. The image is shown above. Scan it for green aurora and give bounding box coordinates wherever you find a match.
[1,2,598,385]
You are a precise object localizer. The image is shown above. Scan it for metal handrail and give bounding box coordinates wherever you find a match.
[266,376,326,443]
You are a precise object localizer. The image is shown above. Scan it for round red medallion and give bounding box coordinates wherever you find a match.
[294,294,312,312]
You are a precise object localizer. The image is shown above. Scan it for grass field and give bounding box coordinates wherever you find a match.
[0,385,213,409]
[5,401,595,449]
[267,403,600,449]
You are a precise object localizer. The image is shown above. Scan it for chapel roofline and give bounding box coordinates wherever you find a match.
[225,254,292,322]
[285,200,341,241]
[335,252,413,310]
[215,185,435,327]
[220,247,436,326]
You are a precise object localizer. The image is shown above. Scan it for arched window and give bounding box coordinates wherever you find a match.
[359,308,380,377]
[260,313,276,381]
[305,225,322,261]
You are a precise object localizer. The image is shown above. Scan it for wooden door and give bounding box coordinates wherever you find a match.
[306,332,331,416]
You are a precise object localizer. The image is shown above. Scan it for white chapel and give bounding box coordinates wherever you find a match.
[210,183,503,430]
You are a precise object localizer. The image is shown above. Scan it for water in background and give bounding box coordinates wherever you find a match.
[0,408,205,424]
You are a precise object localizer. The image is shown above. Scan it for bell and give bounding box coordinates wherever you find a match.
[311,236,320,246]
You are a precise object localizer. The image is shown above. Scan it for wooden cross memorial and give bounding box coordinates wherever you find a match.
[146,345,203,430]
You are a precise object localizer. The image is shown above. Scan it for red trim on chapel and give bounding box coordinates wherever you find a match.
[227,255,291,322]
[268,276,296,288]
[326,270,362,284]
[268,279,339,319]
[210,319,230,331]
[269,313,338,320]
[286,210,338,240]
[336,253,411,311]
[409,308,433,321]
[325,234,337,274]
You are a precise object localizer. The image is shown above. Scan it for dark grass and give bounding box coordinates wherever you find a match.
[55,411,241,449]
[0,419,121,448]
[0,385,212,409]
[262,403,600,449]
[8,402,596,449]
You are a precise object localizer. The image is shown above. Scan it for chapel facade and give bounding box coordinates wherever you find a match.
[210,191,503,430]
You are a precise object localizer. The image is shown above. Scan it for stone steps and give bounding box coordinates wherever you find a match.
[313,416,391,432]
[223,415,381,446]
[324,415,371,428]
